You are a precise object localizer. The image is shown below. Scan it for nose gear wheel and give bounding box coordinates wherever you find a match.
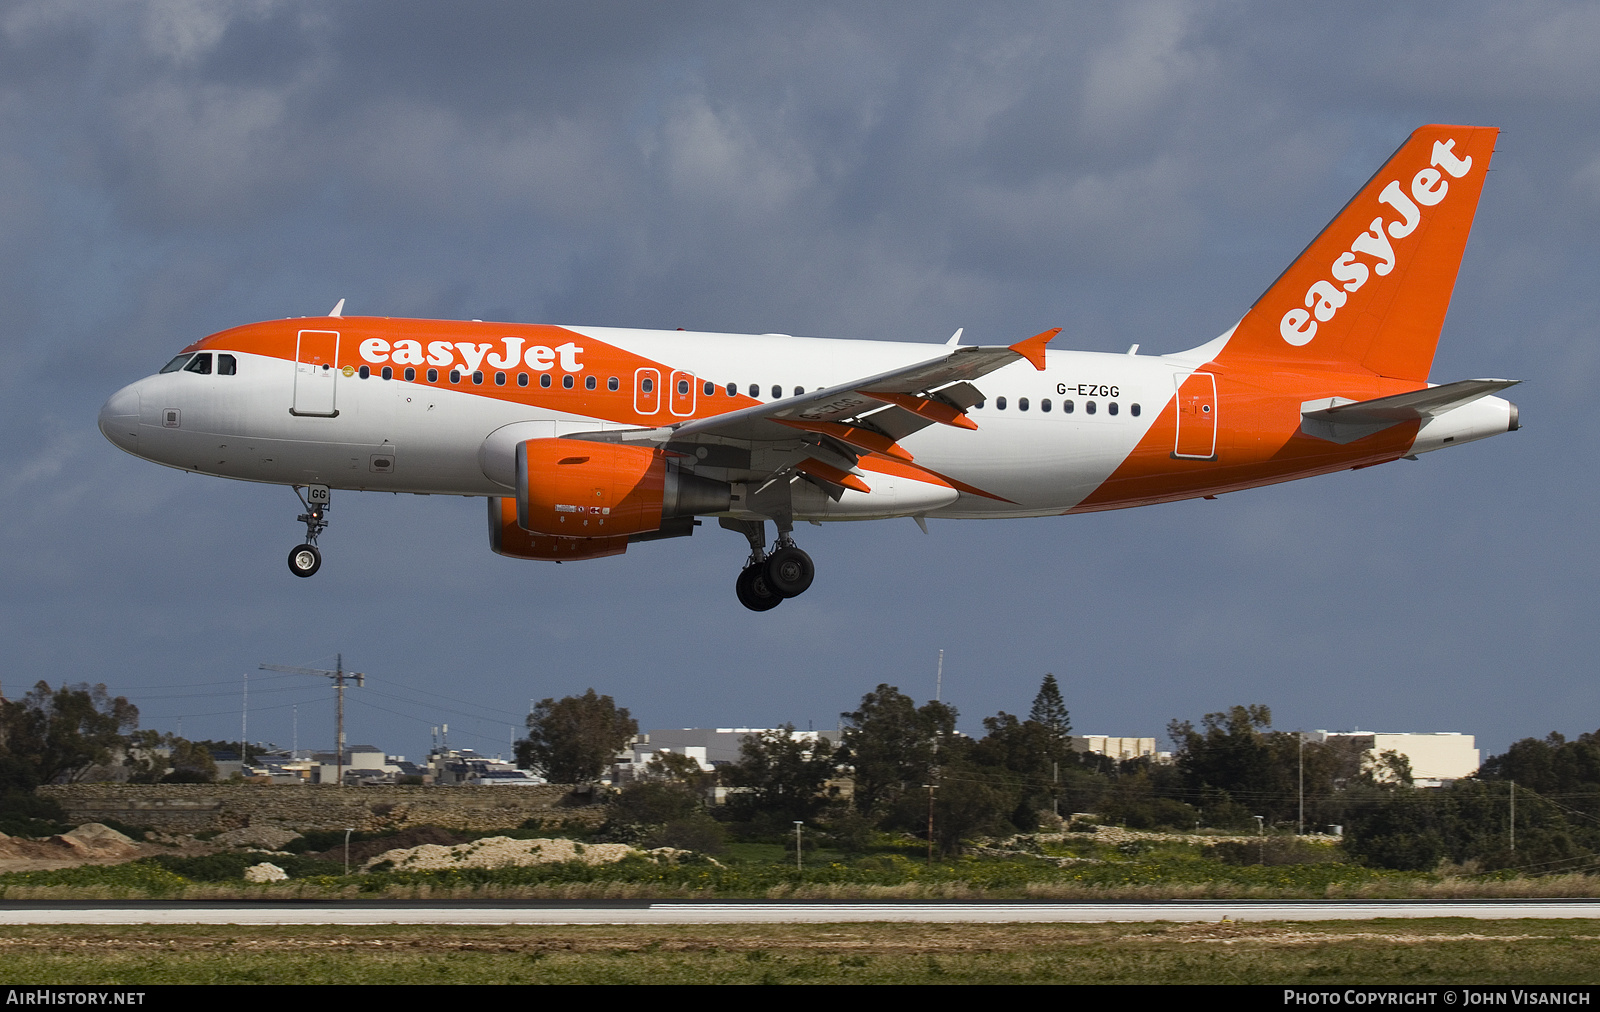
[288,485,331,578]
[288,544,322,578]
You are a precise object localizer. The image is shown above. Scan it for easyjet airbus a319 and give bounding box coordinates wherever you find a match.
[101,125,1517,611]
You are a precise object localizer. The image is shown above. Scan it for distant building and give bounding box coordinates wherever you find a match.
[615,727,831,784]
[429,748,536,786]
[1309,731,1479,788]
[303,745,409,785]
[1071,736,1159,761]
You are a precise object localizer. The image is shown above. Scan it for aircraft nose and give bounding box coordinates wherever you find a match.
[99,383,141,454]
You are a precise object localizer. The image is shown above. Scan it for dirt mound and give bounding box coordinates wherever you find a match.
[214,825,301,851]
[0,822,144,870]
[364,836,643,871]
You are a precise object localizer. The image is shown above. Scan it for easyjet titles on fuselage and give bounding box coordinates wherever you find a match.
[356,336,586,375]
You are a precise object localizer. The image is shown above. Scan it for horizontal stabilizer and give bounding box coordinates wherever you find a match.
[1301,378,1519,444]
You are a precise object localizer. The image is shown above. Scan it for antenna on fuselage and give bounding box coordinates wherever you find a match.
[329,298,345,318]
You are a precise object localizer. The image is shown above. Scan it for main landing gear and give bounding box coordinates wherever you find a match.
[724,519,815,612]
[287,484,331,578]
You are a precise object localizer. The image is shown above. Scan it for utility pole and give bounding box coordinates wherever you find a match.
[1298,731,1305,836]
[260,654,365,785]
[240,671,248,778]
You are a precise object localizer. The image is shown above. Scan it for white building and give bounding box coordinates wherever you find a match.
[615,728,831,784]
[1310,731,1479,787]
[1071,735,1158,761]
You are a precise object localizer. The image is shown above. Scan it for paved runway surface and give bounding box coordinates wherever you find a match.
[4,901,1600,925]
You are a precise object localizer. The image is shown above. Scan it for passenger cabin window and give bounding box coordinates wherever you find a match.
[405,367,417,381]
[562,374,574,389]
[1131,403,1141,417]
[358,365,370,379]
[183,353,212,375]
[1041,398,1051,412]
[749,384,760,398]
[608,377,620,391]
[381,366,392,380]
[541,373,552,388]
[996,396,1007,410]
[159,354,192,373]
[1018,397,1029,411]
[771,385,781,399]
[218,354,237,376]
[585,375,597,390]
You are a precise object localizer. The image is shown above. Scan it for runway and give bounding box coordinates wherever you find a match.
[4,900,1600,925]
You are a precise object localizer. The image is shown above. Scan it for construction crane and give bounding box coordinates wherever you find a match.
[259,653,364,785]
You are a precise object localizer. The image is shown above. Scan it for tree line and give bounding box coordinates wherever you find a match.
[6,676,1599,876]
[518,679,1600,872]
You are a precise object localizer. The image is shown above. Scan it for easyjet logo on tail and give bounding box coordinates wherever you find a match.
[1279,139,1476,347]
[357,336,585,373]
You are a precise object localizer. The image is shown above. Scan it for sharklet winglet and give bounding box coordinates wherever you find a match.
[1009,328,1060,371]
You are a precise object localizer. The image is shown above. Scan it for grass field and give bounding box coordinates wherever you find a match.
[1,920,1598,984]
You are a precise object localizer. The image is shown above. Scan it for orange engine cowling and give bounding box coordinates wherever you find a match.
[513,437,733,539]
[516,438,667,538]
[488,496,628,561]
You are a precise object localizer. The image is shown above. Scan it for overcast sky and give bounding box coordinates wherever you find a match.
[2,2,1596,764]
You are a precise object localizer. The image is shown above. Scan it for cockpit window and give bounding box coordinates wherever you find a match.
[217,354,236,375]
[183,352,213,375]
[159,354,192,373]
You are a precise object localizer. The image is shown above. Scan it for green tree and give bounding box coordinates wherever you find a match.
[722,725,836,823]
[838,685,957,814]
[122,731,218,784]
[515,689,637,784]
[0,682,139,785]
[1028,673,1071,739]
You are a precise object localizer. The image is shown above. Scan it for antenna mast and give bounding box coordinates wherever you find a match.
[259,653,365,784]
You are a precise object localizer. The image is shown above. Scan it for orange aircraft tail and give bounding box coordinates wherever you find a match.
[1220,124,1499,382]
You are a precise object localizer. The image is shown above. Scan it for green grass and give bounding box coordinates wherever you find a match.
[0,920,1596,984]
[4,833,1597,901]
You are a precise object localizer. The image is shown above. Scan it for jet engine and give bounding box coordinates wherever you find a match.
[487,496,628,561]
[514,437,730,538]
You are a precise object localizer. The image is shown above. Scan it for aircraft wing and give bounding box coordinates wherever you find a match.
[561,329,1057,496]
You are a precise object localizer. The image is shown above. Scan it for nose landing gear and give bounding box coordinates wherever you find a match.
[288,484,331,579]
[721,518,815,611]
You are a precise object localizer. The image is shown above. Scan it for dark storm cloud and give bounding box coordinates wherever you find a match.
[0,2,1594,760]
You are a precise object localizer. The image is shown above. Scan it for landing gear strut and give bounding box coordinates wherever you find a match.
[288,484,330,578]
[722,518,815,611]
